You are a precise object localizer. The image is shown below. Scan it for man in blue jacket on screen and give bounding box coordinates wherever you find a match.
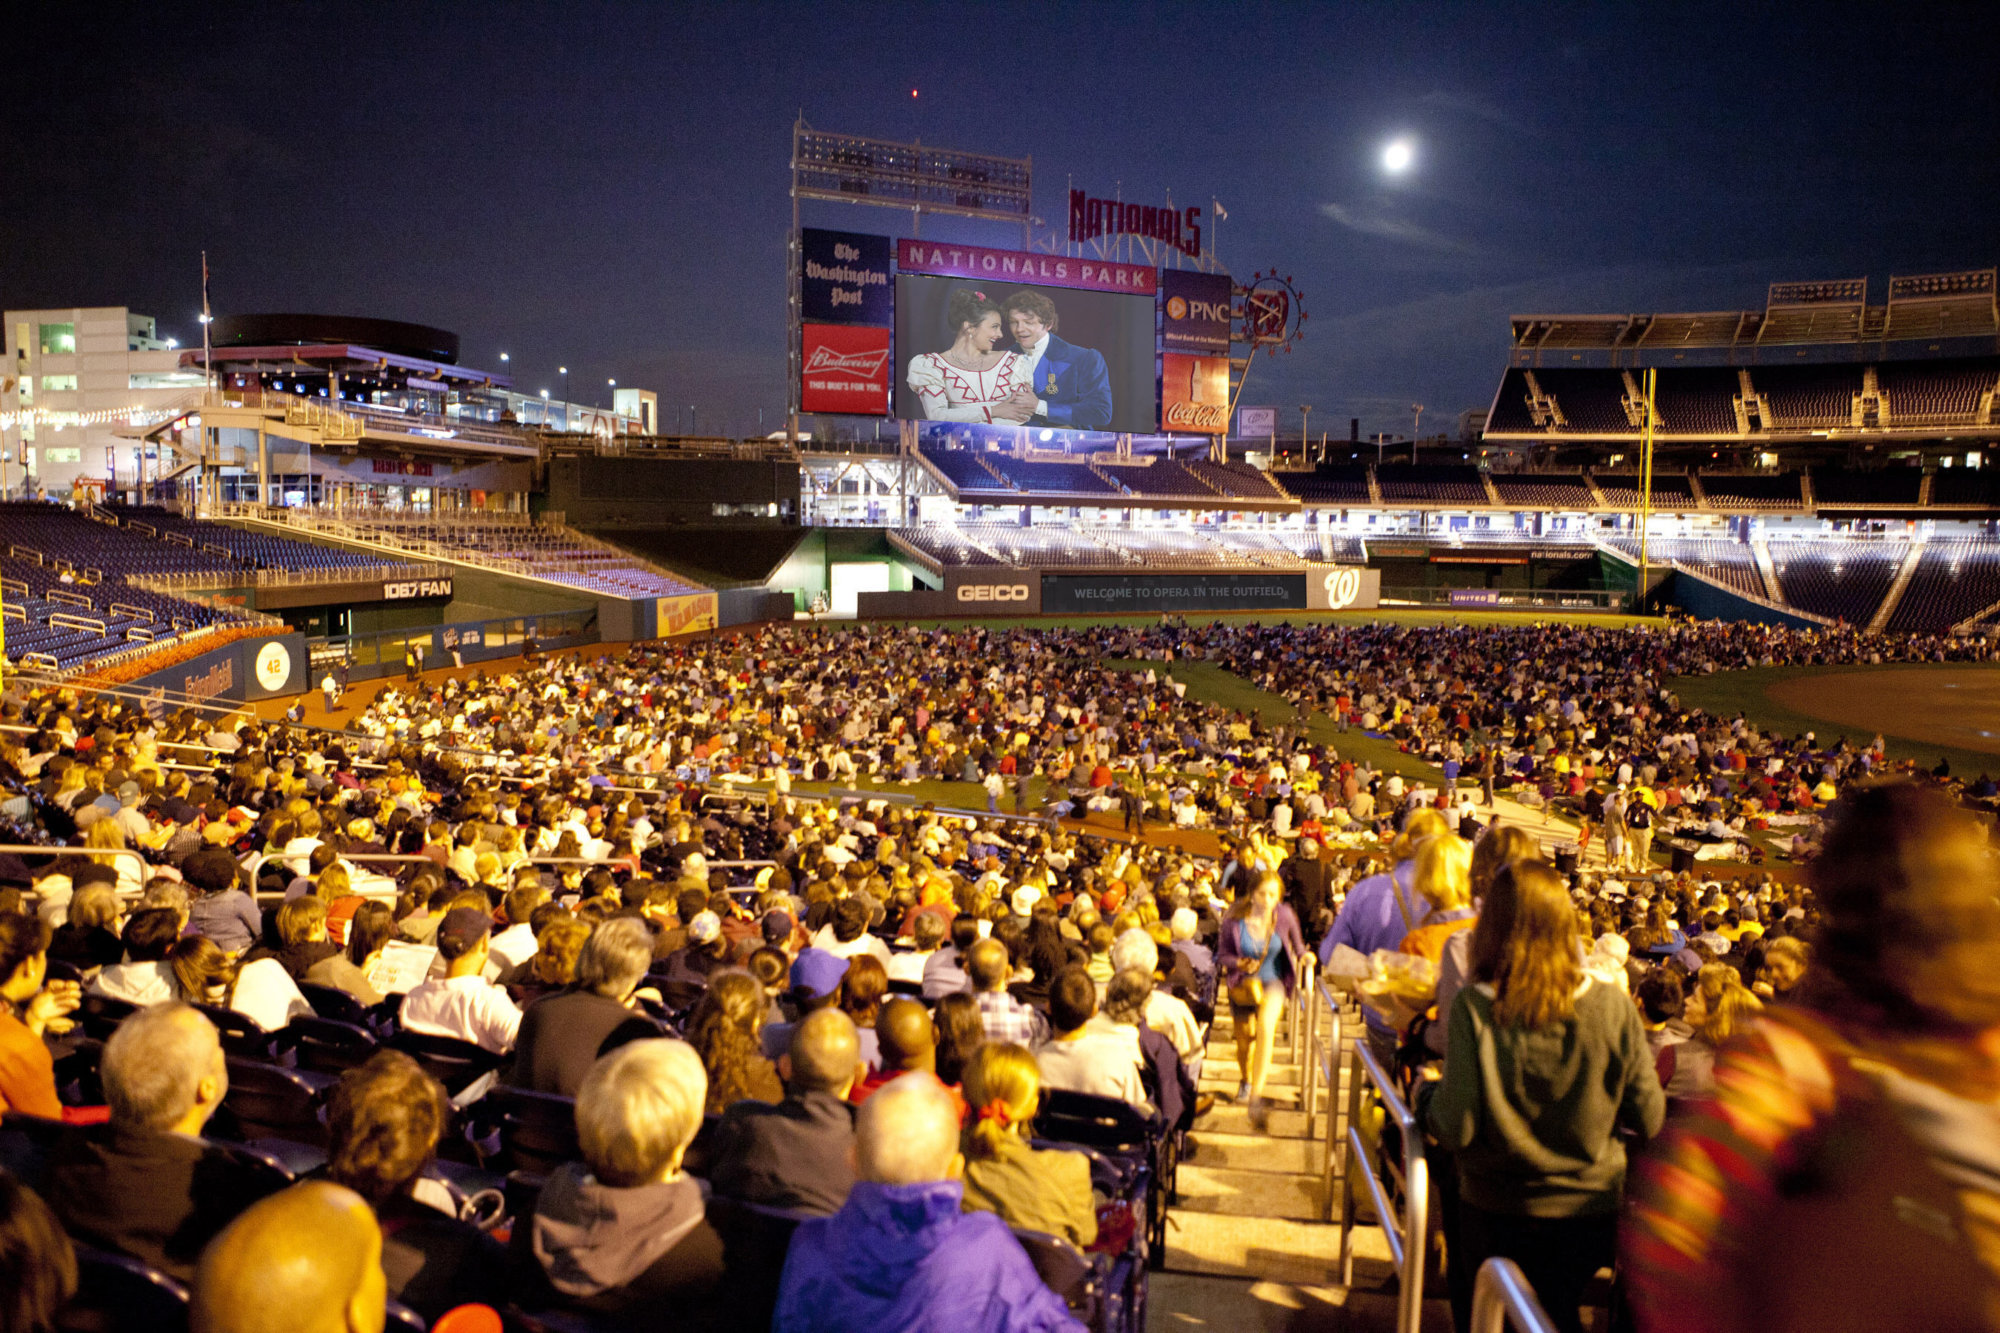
[1001,289,1113,431]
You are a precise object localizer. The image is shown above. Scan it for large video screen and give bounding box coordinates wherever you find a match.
[893,274,1157,434]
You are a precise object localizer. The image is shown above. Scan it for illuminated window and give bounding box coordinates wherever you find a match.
[37,323,75,355]
[39,375,77,392]
[44,448,81,464]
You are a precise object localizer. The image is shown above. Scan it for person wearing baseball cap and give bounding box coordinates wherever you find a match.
[398,906,521,1055]
[760,948,880,1072]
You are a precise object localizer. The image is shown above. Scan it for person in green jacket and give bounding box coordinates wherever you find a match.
[1426,859,1665,1333]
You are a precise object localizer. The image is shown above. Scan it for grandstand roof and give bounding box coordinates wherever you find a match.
[1507,268,2000,371]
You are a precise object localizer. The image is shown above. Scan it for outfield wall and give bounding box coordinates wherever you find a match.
[856,567,1381,618]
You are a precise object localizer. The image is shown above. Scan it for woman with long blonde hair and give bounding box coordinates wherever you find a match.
[1425,860,1663,1333]
[958,1042,1098,1247]
[1216,872,1306,1130]
[1661,961,1763,1107]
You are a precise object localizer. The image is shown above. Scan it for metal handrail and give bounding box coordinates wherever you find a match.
[1471,1258,1559,1333]
[1307,981,1344,1219]
[1338,1036,1429,1333]
[0,844,153,898]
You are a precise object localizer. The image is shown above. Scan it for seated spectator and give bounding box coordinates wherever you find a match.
[305,901,394,1006]
[851,998,966,1117]
[86,907,181,1006]
[248,897,341,982]
[1108,929,1203,1067]
[1665,962,1762,1107]
[704,1007,861,1215]
[399,906,522,1054]
[687,969,784,1114]
[46,880,122,975]
[887,912,947,986]
[813,896,893,967]
[922,914,981,1000]
[507,917,661,1097]
[52,1003,280,1282]
[1753,935,1809,1001]
[1635,968,1690,1088]
[183,846,261,956]
[760,947,881,1071]
[189,1181,387,1333]
[488,882,547,976]
[774,1072,1082,1333]
[966,937,1049,1048]
[0,914,81,1118]
[840,954,889,1034]
[932,992,984,1087]
[1035,965,1149,1112]
[657,910,733,985]
[0,1174,75,1333]
[526,1039,727,1325]
[959,1042,1097,1248]
[1103,968,1185,1128]
[509,914,589,1008]
[324,1050,506,1322]
[169,936,312,1033]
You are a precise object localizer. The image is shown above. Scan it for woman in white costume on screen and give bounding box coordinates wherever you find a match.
[906,289,1034,424]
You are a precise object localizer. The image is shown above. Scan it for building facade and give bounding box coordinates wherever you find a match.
[2,307,207,497]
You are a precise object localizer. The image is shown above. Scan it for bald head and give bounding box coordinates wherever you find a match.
[856,1073,961,1187]
[964,937,1011,992]
[191,1182,385,1333]
[875,998,936,1074]
[785,1007,861,1095]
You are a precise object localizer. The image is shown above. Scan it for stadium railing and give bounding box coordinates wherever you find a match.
[1339,1037,1429,1333]
[0,844,151,896]
[1472,1258,1560,1333]
[1302,972,1343,1203]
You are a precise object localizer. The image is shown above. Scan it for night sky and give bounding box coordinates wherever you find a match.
[7,2,1997,441]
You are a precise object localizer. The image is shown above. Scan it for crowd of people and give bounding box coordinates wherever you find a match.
[0,610,1993,1331]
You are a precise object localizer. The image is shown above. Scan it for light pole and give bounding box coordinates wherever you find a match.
[607,378,616,410]
[1300,404,1312,464]
[1411,403,1425,459]
[559,366,569,412]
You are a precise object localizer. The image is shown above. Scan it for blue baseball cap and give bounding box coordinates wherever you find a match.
[790,948,847,1000]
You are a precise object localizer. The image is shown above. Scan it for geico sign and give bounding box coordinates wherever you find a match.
[1323,568,1363,610]
[956,584,1032,602]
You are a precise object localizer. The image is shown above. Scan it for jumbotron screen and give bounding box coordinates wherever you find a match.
[892,274,1158,434]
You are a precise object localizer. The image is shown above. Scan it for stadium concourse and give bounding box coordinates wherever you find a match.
[0,607,1995,1331]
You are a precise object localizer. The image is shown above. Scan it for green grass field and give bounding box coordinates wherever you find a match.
[1668,661,2000,780]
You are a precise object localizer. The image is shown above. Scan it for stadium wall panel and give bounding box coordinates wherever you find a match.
[1664,570,1823,629]
[1041,573,1307,615]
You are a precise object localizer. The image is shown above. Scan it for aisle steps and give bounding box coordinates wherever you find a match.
[1145,988,1451,1330]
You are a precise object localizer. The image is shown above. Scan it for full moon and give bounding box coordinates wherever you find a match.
[1382,138,1414,173]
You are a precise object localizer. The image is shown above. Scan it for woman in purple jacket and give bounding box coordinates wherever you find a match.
[1216,873,1307,1130]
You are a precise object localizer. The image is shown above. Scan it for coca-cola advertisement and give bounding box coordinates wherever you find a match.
[800,324,891,416]
[1161,352,1229,434]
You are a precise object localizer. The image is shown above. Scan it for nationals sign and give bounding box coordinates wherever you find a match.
[897,239,1155,295]
[800,325,891,416]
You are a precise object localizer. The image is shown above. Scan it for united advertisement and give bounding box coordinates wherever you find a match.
[800,324,892,416]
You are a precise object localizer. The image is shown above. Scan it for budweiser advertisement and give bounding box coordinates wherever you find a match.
[800,324,892,416]
[1161,352,1229,434]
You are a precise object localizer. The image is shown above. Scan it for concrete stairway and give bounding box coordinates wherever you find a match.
[1146,985,1451,1330]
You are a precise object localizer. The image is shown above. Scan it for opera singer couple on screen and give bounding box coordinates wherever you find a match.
[906,286,1113,430]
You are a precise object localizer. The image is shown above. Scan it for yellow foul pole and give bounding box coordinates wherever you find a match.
[1639,367,1656,610]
